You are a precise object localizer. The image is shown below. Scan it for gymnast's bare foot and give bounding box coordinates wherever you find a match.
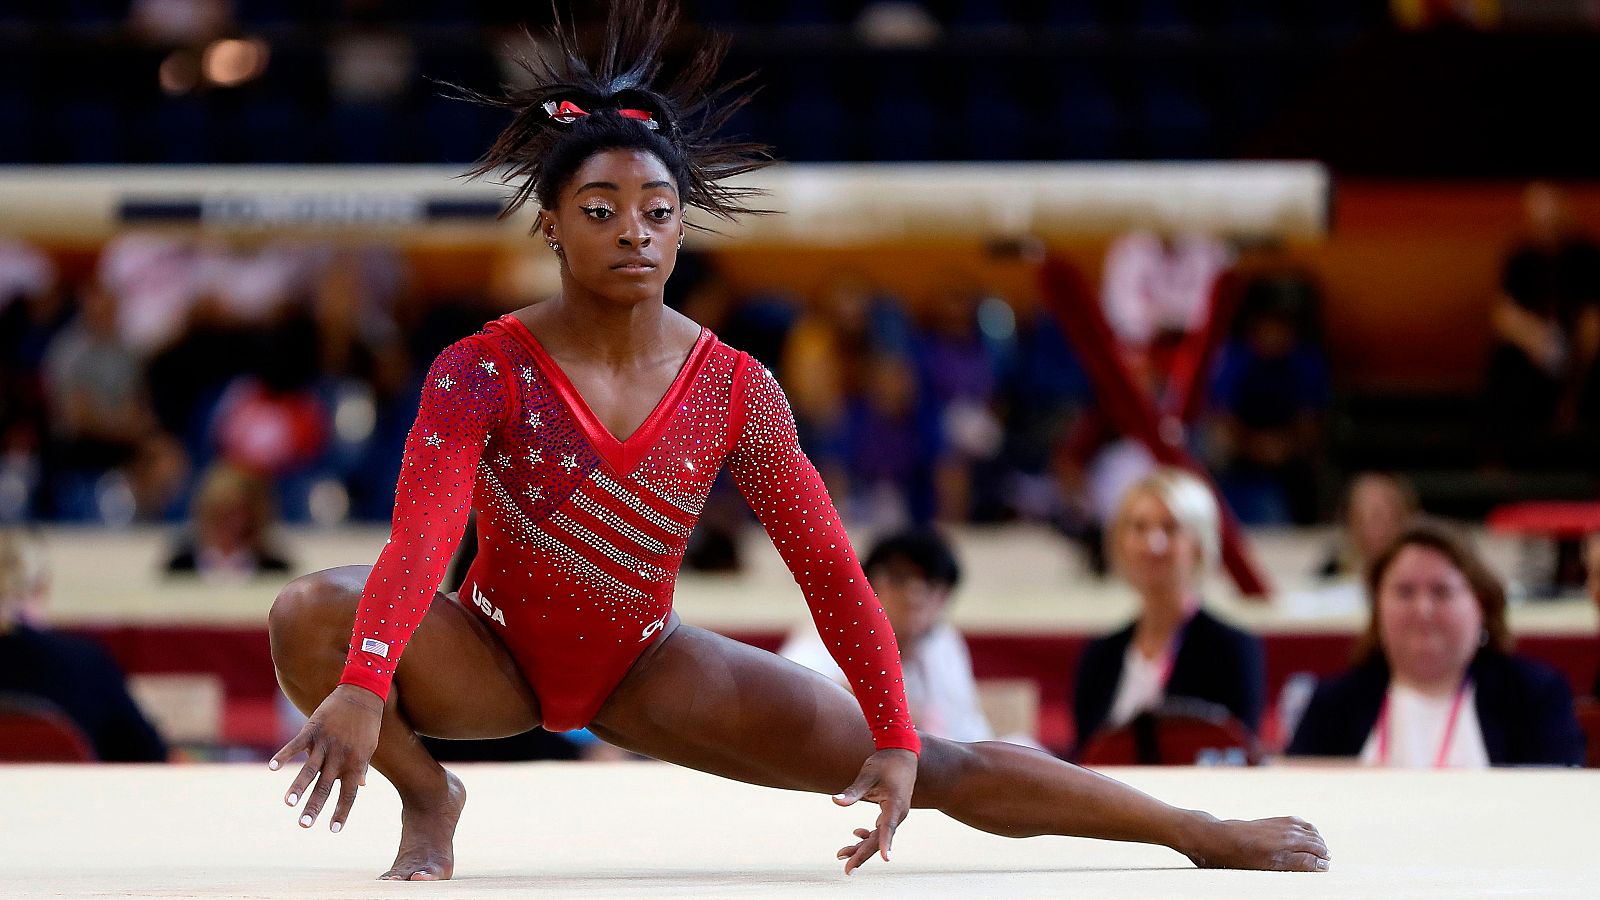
[1182,814,1331,872]
[381,770,466,881]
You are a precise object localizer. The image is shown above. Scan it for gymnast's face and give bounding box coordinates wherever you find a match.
[542,148,684,306]
[1376,544,1484,689]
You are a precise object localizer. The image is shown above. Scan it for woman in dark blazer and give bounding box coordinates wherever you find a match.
[1072,468,1265,755]
[1289,520,1582,767]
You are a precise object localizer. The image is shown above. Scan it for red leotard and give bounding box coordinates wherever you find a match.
[339,314,920,754]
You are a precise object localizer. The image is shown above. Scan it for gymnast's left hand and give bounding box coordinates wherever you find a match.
[831,747,917,875]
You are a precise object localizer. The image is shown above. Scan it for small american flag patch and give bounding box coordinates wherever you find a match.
[360,638,389,658]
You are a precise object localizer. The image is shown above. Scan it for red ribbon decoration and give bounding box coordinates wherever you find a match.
[543,99,658,130]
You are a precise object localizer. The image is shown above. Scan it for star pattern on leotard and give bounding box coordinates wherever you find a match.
[479,359,498,377]
[435,374,455,391]
[560,452,579,472]
[527,411,543,429]
[524,484,543,501]
[520,366,534,384]
[496,452,512,468]
[527,448,543,465]
[424,432,444,448]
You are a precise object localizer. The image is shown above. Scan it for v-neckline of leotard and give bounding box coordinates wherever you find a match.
[501,313,713,475]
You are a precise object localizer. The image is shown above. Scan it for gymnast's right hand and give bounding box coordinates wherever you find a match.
[269,683,383,834]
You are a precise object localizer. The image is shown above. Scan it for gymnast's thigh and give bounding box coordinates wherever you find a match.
[389,587,544,741]
[586,624,879,793]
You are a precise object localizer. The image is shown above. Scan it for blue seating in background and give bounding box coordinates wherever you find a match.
[688,0,745,27]
[421,95,501,163]
[1138,75,1214,159]
[329,101,409,163]
[1042,0,1104,33]
[60,0,128,26]
[1136,0,1194,34]
[235,97,315,163]
[954,0,1017,29]
[147,97,215,163]
[235,0,324,27]
[777,0,838,27]
[60,102,130,164]
[776,74,847,162]
[1047,69,1121,159]
[411,0,482,26]
[0,95,35,163]
[0,0,1357,166]
[959,73,1030,160]
[865,64,938,161]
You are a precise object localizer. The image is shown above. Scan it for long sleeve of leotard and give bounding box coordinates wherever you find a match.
[339,337,508,701]
[726,358,922,755]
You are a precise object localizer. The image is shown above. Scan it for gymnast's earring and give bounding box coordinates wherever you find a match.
[546,233,562,254]
[676,234,683,250]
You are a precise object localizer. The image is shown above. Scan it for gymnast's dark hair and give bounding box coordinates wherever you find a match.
[458,0,772,231]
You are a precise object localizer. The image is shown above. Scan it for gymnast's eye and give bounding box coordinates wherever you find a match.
[580,206,614,220]
[647,206,674,221]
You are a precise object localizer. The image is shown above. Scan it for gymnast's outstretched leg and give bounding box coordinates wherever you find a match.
[589,622,1329,874]
[268,566,542,880]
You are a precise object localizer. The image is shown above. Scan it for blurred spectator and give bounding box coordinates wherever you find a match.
[96,233,208,357]
[42,284,187,522]
[915,279,1012,521]
[0,240,68,520]
[1054,413,1160,577]
[1485,182,1600,457]
[835,355,942,527]
[164,462,291,580]
[782,270,909,458]
[1288,519,1583,767]
[311,247,413,520]
[781,528,992,742]
[1207,291,1330,525]
[782,272,930,524]
[312,250,408,392]
[1318,472,1420,580]
[210,312,330,482]
[0,530,168,761]
[203,240,323,326]
[1001,310,1093,527]
[1587,531,1600,699]
[1073,468,1264,753]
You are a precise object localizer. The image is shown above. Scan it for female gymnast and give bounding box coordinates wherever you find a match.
[267,1,1330,880]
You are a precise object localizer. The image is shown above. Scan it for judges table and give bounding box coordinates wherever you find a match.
[2,762,1595,898]
[35,526,1600,751]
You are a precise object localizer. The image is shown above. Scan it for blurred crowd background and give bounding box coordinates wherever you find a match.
[4,0,1600,767]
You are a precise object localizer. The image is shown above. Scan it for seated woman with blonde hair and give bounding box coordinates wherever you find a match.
[164,462,291,581]
[1289,520,1583,767]
[1072,467,1265,754]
